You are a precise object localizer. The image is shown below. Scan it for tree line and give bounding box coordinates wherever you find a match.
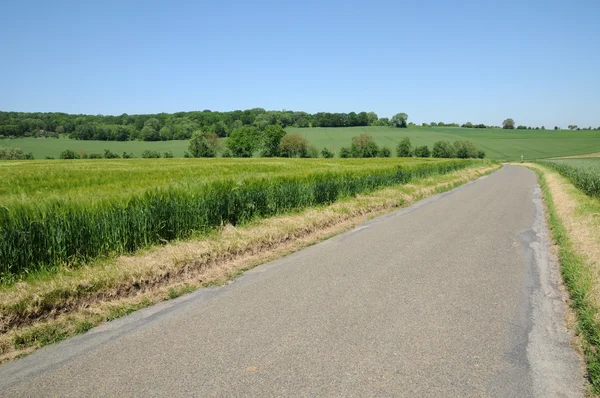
[0,110,410,141]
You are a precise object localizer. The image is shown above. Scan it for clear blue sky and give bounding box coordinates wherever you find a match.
[1,0,599,127]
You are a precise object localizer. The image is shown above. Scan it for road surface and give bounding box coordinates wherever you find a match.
[0,165,584,397]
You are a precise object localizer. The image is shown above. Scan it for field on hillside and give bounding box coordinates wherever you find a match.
[2,127,600,160]
[0,158,480,281]
[289,126,600,161]
[538,158,600,198]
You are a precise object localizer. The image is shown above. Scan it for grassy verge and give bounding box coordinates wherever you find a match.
[525,163,600,394]
[0,163,499,363]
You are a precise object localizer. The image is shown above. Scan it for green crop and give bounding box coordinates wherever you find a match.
[538,158,600,198]
[0,158,478,282]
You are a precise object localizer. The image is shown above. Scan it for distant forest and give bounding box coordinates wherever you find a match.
[0,109,411,141]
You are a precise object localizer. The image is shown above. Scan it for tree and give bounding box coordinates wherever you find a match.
[141,118,161,141]
[502,118,515,129]
[413,145,431,157]
[391,113,408,128]
[338,147,351,158]
[350,134,379,158]
[367,112,378,126]
[188,130,220,157]
[462,122,473,128]
[432,141,456,158]
[430,122,437,127]
[396,137,412,157]
[321,147,335,158]
[517,125,527,130]
[568,125,578,131]
[378,146,391,157]
[261,125,286,157]
[226,126,261,157]
[453,140,478,158]
[60,149,79,159]
[554,126,559,130]
[279,133,309,157]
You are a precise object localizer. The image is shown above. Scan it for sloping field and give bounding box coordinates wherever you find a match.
[2,127,600,160]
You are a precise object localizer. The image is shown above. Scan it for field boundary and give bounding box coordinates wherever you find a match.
[0,163,500,363]
[524,162,600,394]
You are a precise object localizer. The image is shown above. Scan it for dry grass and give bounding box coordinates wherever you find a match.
[0,163,500,363]
[556,152,600,159]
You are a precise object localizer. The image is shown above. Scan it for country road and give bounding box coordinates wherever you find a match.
[0,165,584,397]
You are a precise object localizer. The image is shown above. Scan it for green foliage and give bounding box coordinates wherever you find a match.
[503,118,515,129]
[226,126,261,157]
[279,133,309,158]
[539,159,600,198]
[122,152,134,159]
[0,158,477,281]
[350,134,379,158]
[477,150,485,159]
[453,140,479,159]
[141,149,161,159]
[432,141,456,158]
[0,147,34,160]
[396,137,413,157]
[378,146,391,158]
[103,149,120,159]
[321,147,335,158]
[221,148,232,158]
[390,113,408,128]
[188,130,219,158]
[413,145,431,158]
[261,125,286,157]
[59,149,79,159]
[338,147,351,158]
[88,153,103,159]
[306,145,319,158]
[163,151,174,158]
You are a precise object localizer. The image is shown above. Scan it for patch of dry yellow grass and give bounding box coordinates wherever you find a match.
[0,163,500,363]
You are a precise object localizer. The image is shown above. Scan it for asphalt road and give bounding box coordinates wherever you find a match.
[0,165,584,397]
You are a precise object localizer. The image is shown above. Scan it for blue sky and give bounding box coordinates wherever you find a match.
[1,0,599,127]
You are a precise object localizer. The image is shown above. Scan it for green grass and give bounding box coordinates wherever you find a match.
[3,126,600,160]
[532,166,600,394]
[538,158,600,198]
[0,157,480,282]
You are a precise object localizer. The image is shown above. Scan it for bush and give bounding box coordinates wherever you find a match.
[59,149,80,159]
[221,149,232,158]
[378,147,391,157]
[104,149,120,159]
[321,147,335,158]
[453,140,478,159]
[396,137,412,157]
[45,156,55,160]
[432,141,456,158]
[163,151,174,158]
[88,153,103,159]
[350,134,379,158]
[122,152,134,159]
[141,150,161,159]
[339,147,351,158]
[261,125,286,157]
[477,150,485,159]
[188,130,219,158]
[183,151,191,158]
[280,133,309,158]
[413,145,431,158]
[0,147,34,160]
[226,126,261,157]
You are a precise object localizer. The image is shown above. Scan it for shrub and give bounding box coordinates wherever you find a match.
[338,147,351,158]
[45,156,55,160]
[378,147,391,158]
[432,141,456,158]
[104,149,120,159]
[414,145,431,158]
[396,137,413,157]
[141,150,161,159]
[188,130,219,158]
[321,147,335,158]
[453,140,479,159]
[226,126,261,157]
[0,147,34,160]
[122,152,134,159]
[350,134,379,158]
[261,125,286,157]
[221,149,232,158]
[88,153,103,159]
[477,150,485,159]
[163,151,174,158]
[59,149,80,159]
[280,134,309,158]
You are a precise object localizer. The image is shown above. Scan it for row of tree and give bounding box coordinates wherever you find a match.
[0,110,411,141]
